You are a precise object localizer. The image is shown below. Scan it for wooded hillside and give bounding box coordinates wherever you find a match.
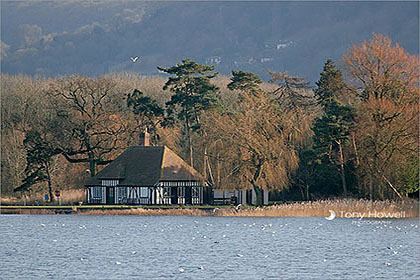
[1,1,418,82]
[2,34,418,202]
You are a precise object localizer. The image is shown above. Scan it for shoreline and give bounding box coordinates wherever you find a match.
[1,199,418,218]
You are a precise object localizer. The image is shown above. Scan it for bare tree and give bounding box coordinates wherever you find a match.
[343,34,419,199]
[1,75,47,194]
[203,71,300,205]
[46,75,133,176]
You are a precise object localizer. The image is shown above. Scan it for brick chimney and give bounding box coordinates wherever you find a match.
[139,130,150,146]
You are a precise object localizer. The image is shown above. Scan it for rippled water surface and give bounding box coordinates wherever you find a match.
[1,215,419,279]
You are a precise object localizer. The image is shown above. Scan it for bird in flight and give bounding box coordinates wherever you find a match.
[130,56,140,62]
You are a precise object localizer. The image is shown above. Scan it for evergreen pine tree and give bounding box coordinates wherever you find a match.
[15,130,58,202]
[158,59,220,168]
[313,60,356,197]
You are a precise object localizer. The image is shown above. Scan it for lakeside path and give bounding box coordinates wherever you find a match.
[1,199,418,217]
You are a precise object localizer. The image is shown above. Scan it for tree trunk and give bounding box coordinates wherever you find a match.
[381,173,403,199]
[45,163,53,202]
[252,183,263,206]
[306,185,310,200]
[298,185,305,201]
[89,153,97,177]
[337,141,348,197]
[206,152,215,185]
[251,163,264,206]
[352,133,360,167]
[189,138,193,168]
[203,146,207,181]
[185,117,194,168]
[368,173,373,200]
[216,152,220,188]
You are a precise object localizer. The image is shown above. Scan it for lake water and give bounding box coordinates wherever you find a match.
[1,215,419,279]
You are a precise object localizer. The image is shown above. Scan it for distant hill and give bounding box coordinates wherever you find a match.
[1,1,418,83]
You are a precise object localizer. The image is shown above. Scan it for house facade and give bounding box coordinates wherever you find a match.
[85,134,207,205]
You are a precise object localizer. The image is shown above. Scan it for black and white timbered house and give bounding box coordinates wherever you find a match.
[85,133,207,205]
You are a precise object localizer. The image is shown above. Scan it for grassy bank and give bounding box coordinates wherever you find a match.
[1,199,418,217]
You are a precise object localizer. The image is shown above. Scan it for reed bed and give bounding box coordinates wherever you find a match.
[1,208,57,215]
[213,199,419,218]
[78,199,418,218]
[1,189,86,206]
[1,198,418,217]
[58,189,86,204]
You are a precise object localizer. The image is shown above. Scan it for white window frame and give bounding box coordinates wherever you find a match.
[93,187,102,198]
[177,187,185,197]
[102,180,119,187]
[163,187,171,197]
[192,186,200,198]
[140,187,148,198]
[117,187,128,203]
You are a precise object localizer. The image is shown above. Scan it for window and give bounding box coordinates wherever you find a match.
[177,187,185,204]
[177,187,185,197]
[192,186,201,204]
[192,187,200,197]
[163,187,171,197]
[140,187,148,198]
[93,187,102,198]
[102,180,119,187]
[117,187,128,203]
[162,187,171,205]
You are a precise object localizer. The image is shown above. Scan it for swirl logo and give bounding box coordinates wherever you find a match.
[325,210,336,220]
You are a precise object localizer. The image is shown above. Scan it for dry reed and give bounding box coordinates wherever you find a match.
[0,208,57,215]
[1,198,418,217]
[1,189,85,206]
[78,199,418,218]
[213,199,419,218]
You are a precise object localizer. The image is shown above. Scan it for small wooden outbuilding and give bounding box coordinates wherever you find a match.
[212,189,269,205]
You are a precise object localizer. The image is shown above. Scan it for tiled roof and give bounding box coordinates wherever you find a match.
[86,146,203,186]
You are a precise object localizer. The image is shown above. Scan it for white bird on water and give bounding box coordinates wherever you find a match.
[178,267,185,273]
[130,56,140,63]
